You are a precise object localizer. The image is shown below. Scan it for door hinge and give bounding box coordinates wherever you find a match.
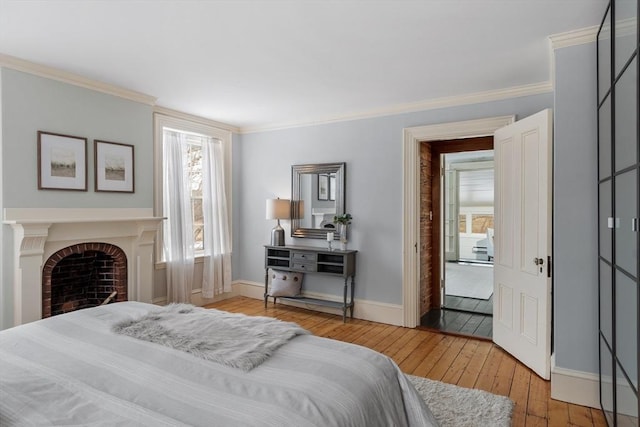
[547,256,552,278]
[429,211,433,221]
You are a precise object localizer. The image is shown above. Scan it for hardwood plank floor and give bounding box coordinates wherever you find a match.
[206,296,607,427]
[444,294,493,315]
[421,308,493,339]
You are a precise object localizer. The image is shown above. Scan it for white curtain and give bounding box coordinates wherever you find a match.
[201,137,232,298]
[162,130,195,303]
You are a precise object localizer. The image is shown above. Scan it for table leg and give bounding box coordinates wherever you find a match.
[350,276,355,318]
[342,277,348,322]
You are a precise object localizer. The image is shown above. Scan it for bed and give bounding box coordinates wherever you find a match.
[0,301,438,426]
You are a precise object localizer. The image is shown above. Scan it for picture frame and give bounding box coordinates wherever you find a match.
[38,131,88,191]
[318,173,329,201]
[94,140,135,193]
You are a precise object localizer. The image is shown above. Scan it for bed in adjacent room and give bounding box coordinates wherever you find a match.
[0,301,438,426]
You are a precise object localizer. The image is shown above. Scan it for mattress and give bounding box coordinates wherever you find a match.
[0,301,438,426]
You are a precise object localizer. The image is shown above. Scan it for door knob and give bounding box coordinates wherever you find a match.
[533,257,544,266]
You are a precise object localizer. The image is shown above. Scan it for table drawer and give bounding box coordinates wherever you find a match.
[291,262,316,272]
[292,252,317,262]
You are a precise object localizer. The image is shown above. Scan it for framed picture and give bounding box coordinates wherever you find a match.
[318,174,329,201]
[94,140,135,193]
[38,131,88,191]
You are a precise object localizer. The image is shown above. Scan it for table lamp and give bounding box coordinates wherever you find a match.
[266,198,290,246]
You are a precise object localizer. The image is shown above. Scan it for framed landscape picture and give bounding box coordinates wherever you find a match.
[94,140,135,193]
[318,173,329,201]
[38,131,88,191]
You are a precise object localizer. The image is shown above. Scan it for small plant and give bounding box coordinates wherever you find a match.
[333,213,353,225]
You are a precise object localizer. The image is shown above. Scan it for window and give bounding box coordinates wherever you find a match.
[185,135,204,252]
[458,214,467,233]
[471,214,494,234]
[154,113,232,263]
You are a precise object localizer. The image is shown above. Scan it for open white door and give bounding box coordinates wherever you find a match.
[493,109,552,380]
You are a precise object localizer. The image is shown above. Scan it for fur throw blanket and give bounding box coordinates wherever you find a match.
[112,304,309,371]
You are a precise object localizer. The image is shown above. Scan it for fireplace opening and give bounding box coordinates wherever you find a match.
[42,243,127,318]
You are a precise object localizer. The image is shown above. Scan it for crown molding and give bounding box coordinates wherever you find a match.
[239,81,552,134]
[153,106,239,133]
[0,53,157,105]
[549,25,599,50]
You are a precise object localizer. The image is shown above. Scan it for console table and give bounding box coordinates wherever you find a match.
[264,245,357,322]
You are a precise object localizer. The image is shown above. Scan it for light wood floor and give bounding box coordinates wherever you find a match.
[206,296,607,427]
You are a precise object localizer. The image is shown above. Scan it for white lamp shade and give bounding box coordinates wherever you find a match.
[266,199,290,220]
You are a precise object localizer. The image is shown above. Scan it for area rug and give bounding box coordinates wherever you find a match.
[407,374,513,427]
[444,262,494,300]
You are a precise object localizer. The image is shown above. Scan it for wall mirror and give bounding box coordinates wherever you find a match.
[291,162,346,239]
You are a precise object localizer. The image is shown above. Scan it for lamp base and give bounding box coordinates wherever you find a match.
[271,225,285,246]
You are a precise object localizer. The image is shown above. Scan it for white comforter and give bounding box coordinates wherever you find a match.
[0,302,438,426]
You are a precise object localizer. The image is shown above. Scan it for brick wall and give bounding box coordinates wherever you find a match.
[419,142,432,316]
[42,243,127,318]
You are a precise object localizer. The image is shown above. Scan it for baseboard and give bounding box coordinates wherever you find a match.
[551,354,638,417]
[551,354,600,409]
[152,281,404,325]
[233,280,405,326]
[151,285,242,307]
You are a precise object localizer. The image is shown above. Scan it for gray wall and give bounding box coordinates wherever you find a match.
[553,42,599,374]
[234,94,553,304]
[0,68,153,329]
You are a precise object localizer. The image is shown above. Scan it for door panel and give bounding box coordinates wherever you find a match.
[520,294,538,344]
[497,283,513,329]
[493,109,552,380]
[497,136,515,269]
[522,130,541,276]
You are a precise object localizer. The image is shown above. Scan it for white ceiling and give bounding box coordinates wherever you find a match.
[0,0,607,131]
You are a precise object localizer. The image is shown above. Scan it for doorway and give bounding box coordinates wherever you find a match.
[442,150,494,316]
[418,137,494,339]
[403,111,552,379]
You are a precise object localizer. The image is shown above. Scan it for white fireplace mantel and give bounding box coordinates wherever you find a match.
[3,208,164,326]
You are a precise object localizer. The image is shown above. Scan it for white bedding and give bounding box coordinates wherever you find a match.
[0,302,438,426]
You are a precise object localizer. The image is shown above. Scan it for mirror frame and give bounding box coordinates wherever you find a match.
[291,162,346,239]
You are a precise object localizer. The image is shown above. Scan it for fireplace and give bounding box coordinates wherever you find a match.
[4,208,163,326]
[42,243,128,318]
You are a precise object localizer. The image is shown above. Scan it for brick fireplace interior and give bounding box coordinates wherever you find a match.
[42,243,128,318]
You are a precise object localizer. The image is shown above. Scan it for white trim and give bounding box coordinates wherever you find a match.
[0,53,156,106]
[189,286,240,307]
[3,207,154,222]
[154,106,239,133]
[549,26,599,50]
[233,280,405,326]
[240,83,551,134]
[152,281,245,307]
[550,354,600,409]
[402,115,515,327]
[551,355,638,417]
